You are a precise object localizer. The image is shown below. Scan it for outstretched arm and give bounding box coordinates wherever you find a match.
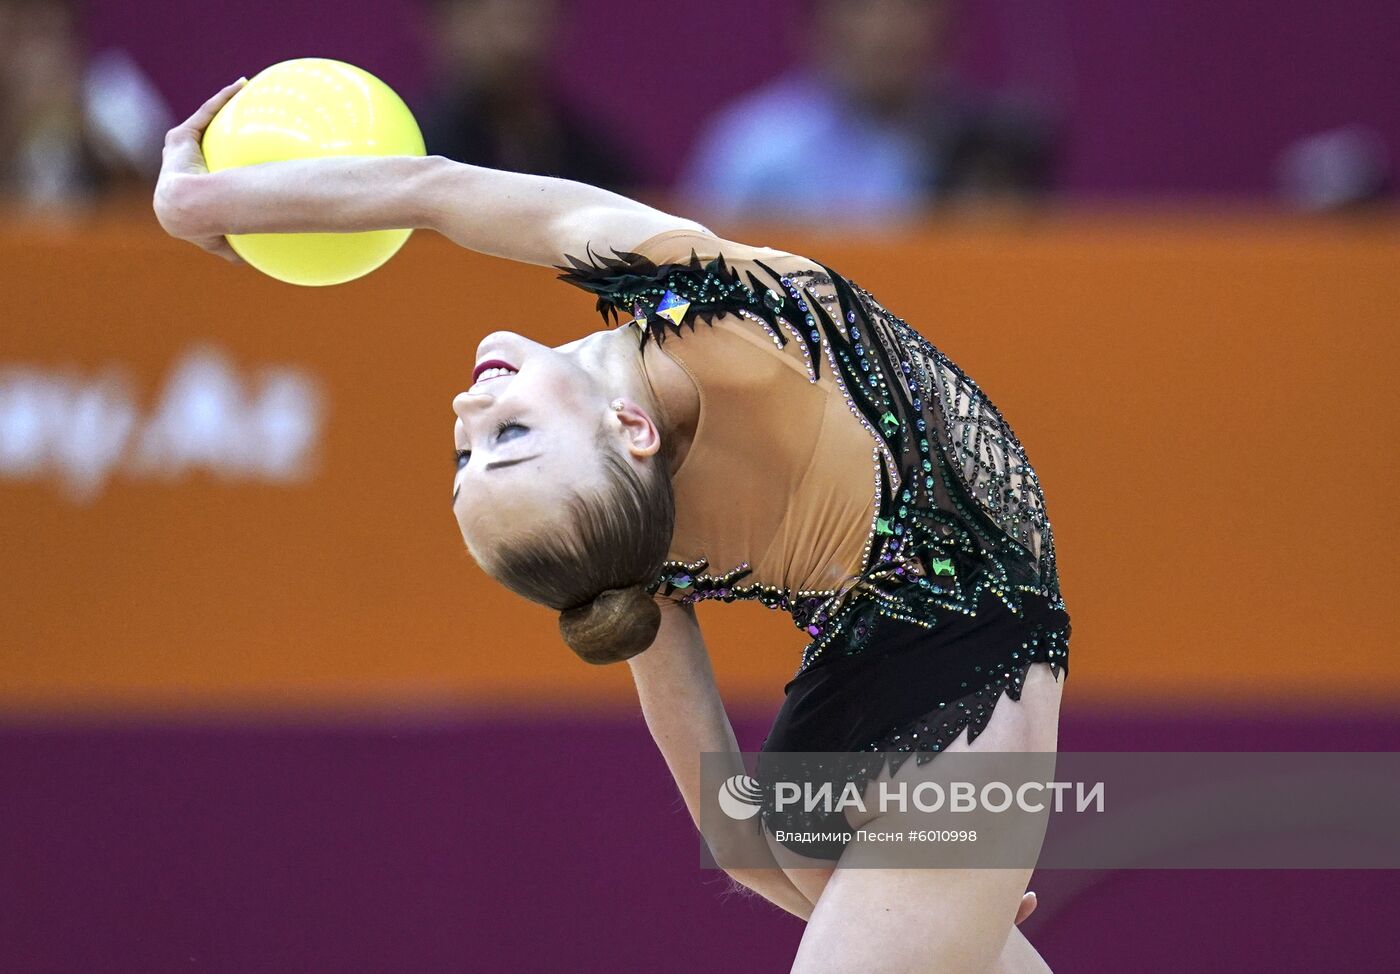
[628,599,815,921]
[154,80,706,269]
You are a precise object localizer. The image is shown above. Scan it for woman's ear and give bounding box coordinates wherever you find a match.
[610,398,662,459]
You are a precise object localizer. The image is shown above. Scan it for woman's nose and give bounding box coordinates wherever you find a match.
[452,389,491,418]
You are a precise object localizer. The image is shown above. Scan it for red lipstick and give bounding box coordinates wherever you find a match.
[472,359,517,384]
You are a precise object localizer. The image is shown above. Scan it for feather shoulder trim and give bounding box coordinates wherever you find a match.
[556,244,798,351]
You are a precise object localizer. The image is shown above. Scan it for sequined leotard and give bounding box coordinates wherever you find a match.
[560,229,1071,851]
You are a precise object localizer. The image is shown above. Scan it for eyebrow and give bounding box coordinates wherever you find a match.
[485,452,542,471]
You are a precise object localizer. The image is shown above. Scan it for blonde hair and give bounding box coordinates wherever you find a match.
[482,430,676,664]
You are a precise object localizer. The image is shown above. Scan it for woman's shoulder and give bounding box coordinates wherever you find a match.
[557,225,833,329]
[626,227,822,280]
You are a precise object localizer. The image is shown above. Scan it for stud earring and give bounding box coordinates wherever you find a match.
[611,399,625,412]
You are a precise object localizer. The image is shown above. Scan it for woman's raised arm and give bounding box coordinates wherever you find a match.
[154,80,707,269]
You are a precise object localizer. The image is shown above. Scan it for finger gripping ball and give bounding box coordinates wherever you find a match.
[202,58,425,287]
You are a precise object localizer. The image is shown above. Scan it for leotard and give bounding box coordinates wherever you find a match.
[560,229,1071,857]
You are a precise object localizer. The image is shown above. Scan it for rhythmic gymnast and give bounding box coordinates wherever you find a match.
[156,80,1071,974]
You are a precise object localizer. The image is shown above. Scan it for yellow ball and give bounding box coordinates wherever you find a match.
[202,58,426,287]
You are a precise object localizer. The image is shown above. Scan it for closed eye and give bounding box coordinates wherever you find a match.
[456,420,530,480]
[495,418,528,442]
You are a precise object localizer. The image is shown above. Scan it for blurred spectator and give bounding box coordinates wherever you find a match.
[415,0,635,192]
[1276,125,1392,212]
[677,0,1057,223]
[0,0,172,208]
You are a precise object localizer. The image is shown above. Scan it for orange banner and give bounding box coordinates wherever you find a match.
[2,208,1398,715]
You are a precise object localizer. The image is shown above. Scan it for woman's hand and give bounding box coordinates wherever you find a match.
[152,78,247,263]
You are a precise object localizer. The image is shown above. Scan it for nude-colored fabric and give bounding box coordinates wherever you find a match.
[631,228,879,600]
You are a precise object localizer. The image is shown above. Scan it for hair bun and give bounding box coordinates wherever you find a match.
[558,585,661,665]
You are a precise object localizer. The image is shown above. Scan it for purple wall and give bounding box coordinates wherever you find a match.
[85,0,1400,198]
[4,710,1399,973]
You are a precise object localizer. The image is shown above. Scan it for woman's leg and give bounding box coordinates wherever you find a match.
[756,842,1041,938]
[788,664,1063,974]
[793,859,1033,973]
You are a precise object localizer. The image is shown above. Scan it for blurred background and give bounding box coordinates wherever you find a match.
[2,0,1397,971]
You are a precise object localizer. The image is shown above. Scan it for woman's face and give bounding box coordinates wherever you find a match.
[451,326,650,560]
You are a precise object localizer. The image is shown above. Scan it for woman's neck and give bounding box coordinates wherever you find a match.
[633,338,699,478]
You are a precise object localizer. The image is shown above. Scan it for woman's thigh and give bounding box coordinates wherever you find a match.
[787,665,1064,973]
[954,661,1062,753]
[793,860,1033,974]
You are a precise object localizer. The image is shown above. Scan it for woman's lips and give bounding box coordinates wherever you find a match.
[471,359,517,384]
